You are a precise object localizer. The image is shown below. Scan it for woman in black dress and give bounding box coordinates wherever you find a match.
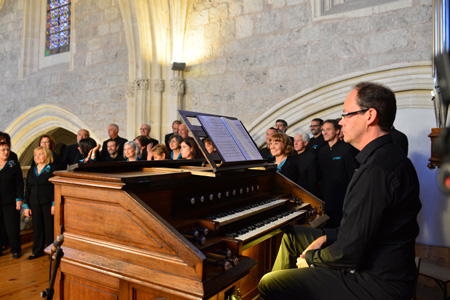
[0,142,24,258]
[0,132,19,252]
[23,147,55,260]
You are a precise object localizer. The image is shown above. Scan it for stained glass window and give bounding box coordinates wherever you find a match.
[45,0,71,56]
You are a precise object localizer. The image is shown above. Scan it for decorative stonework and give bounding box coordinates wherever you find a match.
[154,79,165,93]
[126,81,135,97]
[126,78,151,97]
[170,79,185,95]
[135,78,150,90]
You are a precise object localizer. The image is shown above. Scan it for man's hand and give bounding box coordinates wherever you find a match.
[297,235,327,268]
[296,256,309,268]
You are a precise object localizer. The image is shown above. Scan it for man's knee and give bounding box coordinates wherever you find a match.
[258,269,307,300]
[258,272,278,300]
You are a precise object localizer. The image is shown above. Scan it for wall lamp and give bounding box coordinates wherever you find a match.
[171,62,186,71]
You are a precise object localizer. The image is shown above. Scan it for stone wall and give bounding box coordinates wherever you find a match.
[183,0,432,126]
[0,1,24,127]
[0,0,128,142]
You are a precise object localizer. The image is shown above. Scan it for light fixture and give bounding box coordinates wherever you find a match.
[171,62,186,71]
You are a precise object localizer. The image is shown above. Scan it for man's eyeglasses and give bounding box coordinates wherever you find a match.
[341,109,369,119]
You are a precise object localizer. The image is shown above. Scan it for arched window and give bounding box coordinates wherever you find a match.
[20,0,73,78]
[45,0,71,56]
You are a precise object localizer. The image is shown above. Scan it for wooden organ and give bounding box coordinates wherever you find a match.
[48,111,326,300]
[49,160,325,300]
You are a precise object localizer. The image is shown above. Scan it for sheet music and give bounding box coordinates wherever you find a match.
[221,118,263,160]
[197,115,246,162]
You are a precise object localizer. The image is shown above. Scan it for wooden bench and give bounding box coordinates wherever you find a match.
[418,260,450,300]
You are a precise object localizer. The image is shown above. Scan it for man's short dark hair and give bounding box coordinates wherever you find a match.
[172,120,182,126]
[311,118,324,125]
[276,119,288,127]
[323,119,341,131]
[107,139,117,147]
[268,127,279,132]
[354,82,396,132]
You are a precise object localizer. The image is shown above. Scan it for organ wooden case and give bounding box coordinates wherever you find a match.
[49,160,325,300]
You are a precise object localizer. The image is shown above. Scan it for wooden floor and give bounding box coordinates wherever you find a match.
[0,241,443,300]
[0,241,50,300]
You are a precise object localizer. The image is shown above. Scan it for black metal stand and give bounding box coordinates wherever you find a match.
[41,247,64,300]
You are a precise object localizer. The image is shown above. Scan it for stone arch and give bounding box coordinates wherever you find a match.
[248,62,434,146]
[5,103,100,159]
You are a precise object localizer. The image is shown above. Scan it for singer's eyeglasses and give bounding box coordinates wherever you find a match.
[341,109,369,119]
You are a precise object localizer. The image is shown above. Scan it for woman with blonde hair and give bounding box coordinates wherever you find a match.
[269,133,299,184]
[23,147,56,260]
[38,135,62,169]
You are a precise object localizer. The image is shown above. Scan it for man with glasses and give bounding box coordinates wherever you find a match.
[140,124,159,147]
[306,118,326,151]
[259,82,421,300]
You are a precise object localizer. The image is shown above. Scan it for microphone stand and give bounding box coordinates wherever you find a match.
[41,238,64,299]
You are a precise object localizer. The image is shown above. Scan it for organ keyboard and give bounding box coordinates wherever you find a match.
[204,196,290,225]
[225,209,306,243]
[49,160,325,300]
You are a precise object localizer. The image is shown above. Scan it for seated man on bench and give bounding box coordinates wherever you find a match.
[258,82,422,300]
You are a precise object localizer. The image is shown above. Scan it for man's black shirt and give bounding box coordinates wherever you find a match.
[306,134,326,151]
[390,127,408,155]
[104,154,125,162]
[306,134,421,284]
[318,140,357,226]
[293,150,319,196]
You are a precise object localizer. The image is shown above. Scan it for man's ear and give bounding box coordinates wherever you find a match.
[366,108,378,126]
